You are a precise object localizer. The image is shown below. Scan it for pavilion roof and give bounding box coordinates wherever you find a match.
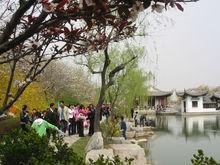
[211,93,220,100]
[176,89,208,97]
[148,87,172,97]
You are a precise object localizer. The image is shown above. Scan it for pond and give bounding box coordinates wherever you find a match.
[145,115,220,165]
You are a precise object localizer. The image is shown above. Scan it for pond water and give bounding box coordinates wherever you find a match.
[145,115,220,165]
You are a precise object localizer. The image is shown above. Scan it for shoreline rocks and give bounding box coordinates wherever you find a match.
[110,144,147,165]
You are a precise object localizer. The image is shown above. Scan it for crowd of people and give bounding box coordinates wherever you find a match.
[19,101,103,137]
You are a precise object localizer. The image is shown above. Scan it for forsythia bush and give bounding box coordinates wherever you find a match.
[101,118,120,141]
[0,66,51,114]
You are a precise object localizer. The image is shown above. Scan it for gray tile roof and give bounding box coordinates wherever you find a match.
[176,89,208,97]
[148,87,172,97]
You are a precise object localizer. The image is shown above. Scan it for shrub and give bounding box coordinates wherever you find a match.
[191,149,220,165]
[0,127,84,165]
[89,155,134,165]
[100,118,120,142]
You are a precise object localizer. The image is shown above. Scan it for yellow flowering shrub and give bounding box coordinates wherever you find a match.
[0,65,52,115]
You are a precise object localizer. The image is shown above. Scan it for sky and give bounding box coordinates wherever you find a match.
[142,0,220,91]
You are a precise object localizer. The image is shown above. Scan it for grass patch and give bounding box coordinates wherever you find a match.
[0,117,19,137]
[71,136,90,160]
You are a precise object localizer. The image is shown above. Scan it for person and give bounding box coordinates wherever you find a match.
[41,110,47,120]
[68,106,75,135]
[45,103,58,126]
[54,108,60,128]
[88,104,95,136]
[20,105,30,131]
[58,101,69,134]
[140,114,146,127]
[120,116,127,140]
[31,111,61,137]
[134,111,138,127]
[76,105,86,137]
[30,108,37,123]
[130,108,134,119]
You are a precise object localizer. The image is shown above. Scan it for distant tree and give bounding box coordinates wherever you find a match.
[78,46,141,131]
[40,61,97,104]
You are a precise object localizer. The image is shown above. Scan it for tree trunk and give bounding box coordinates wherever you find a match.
[94,48,110,132]
[94,85,106,132]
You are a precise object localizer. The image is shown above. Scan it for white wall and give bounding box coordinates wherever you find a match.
[181,96,217,113]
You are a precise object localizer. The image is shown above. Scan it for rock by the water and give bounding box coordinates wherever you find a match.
[110,144,147,165]
[137,139,147,143]
[130,127,143,132]
[85,149,114,164]
[135,132,149,138]
[126,131,136,139]
[109,137,131,144]
[129,139,137,144]
[85,132,103,153]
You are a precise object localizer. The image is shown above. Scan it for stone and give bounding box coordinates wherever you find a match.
[109,137,131,144]
[147,131,154,136]
[129,139,137,144]
[126,122,135,131]
[130,127,144,132]
[85,149,114,164]
[110,144,147,165]
[142,127,152,132]
[137,139,147,143]
[85,132,104,153]
[126,131,136,139]
[135,132,149,138]
[111,137,125,144]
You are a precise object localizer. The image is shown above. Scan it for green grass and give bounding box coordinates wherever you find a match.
[0,117,19,137]
[71,136,90,159]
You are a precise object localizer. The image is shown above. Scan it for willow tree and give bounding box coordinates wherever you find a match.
[78,46,141,131]
[107,66,149,116]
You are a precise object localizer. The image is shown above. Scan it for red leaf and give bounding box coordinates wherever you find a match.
[63,27,70,34]
[175,3,184,12]
[57,0,68,9]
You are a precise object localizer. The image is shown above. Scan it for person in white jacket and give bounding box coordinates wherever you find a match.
[58,101,69,133]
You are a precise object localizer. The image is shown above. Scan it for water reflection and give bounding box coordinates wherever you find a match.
[146,115,220,165]
[147,115,220,140]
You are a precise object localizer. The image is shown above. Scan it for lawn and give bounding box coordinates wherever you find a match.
[71,136,90,159]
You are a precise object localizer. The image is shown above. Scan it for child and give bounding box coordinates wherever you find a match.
[120,116,127,140]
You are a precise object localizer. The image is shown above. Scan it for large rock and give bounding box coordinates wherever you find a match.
[126,131,136,139]
[130,127,143,132]
[109,137,131,144]
[110,144,147,165]
[135,132,149,138]
[142,127,152,132]
[85,132,104,153]
[85,149,114,164]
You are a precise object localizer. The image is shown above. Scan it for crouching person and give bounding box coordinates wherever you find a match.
[31,111,63,137]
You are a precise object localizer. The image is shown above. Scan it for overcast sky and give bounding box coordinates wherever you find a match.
[142,0,220,91]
